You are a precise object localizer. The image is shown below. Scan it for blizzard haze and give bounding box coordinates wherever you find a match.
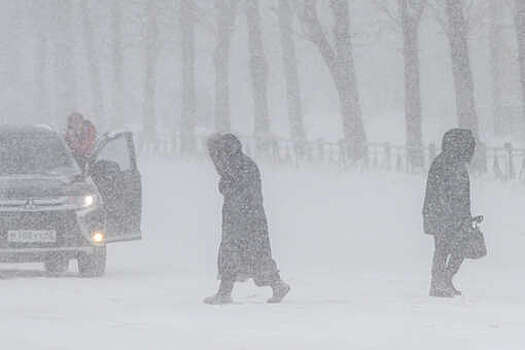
[1,0,525,349]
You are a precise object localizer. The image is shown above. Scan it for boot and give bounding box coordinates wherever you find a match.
[446,255,464,296]
[429,275,455,298]
[446,274,462,296]
[204,279,234,305]
[268,280,291,304]
[203,293,233,305]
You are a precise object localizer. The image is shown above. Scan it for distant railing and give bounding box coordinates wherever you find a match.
[137,132,525,182]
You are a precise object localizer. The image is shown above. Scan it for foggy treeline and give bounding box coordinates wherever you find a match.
[1,0,524,161]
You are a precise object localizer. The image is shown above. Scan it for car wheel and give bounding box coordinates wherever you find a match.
[44,255,69,276]
[78,246,106,277]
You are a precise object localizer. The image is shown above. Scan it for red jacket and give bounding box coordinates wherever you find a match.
[66,120,97,158]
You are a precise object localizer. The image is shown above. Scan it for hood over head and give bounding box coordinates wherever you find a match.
[441,128,476,163]
[207,133,242,155]
[207,133,243,176]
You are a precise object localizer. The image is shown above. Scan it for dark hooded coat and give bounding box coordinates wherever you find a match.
[423,129,475,238]
[208,134,279,284]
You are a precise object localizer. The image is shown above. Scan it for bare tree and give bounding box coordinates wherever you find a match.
[445,0,479,136]
[53,0,78,125]
[143,0,160,144]
[81,0,105,128]
[214,0,240,133]
[35,32,49,123]
[180,0,197,154]
[111,0,125,130]
[490,0,505,135]
[515,0,525,133]
[400,0,426,167]
[245,0,271,142]
[375,0,426,166]
[278,0,306,143]
[31,2,50,123]
[295,0,367,160]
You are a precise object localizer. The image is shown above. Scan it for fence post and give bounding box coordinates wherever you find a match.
[493,153,503,180]
[396,152,403,172]
[505,142,515,180]
[520,157,525,181]
[476,142,488,175]
[384,143,391,170]
[317,140,325,162]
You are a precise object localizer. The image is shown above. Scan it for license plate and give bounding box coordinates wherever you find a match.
[7,230,57,243]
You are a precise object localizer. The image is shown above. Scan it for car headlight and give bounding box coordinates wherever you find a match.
[83,195,96,207]
[69,194,98,208]
[92,231,105,243]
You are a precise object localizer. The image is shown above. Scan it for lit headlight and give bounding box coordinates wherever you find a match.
[83,195,96,207]
[69,194,97,208]
[92,231,105,243]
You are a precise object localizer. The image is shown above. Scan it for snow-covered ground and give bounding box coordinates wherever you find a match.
[2,158,525,349]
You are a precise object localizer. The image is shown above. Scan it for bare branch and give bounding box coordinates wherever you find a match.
[372,0,402,27]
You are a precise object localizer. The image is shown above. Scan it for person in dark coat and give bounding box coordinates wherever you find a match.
[423,128,476,297]
[204,133,290,305]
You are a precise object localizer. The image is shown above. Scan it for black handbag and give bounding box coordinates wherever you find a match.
[455,217,487,259]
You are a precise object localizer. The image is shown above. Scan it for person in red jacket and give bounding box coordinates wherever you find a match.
[65,113,97,168]
[65,112,84,156]
[80,119,97,158]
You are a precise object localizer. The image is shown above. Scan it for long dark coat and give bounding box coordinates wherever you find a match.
[423,129,475,239]
[209,134,278,284]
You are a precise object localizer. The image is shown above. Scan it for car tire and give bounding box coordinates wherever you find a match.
[78,246,106,277]
[44,255,69,276]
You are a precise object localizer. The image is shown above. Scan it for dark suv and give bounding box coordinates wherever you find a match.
[0,126,142,277]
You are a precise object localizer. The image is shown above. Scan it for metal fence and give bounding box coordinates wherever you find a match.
[137,132,525,182]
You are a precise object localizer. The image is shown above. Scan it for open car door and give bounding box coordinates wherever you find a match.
[90,132,142,242]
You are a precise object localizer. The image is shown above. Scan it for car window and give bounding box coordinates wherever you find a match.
[97,136,131,171]
[0,133,79,176]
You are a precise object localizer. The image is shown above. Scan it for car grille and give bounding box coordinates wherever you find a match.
[0,210,82,248]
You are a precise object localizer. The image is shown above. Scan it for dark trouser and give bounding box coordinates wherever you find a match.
[218,271,282,296]
[431,235,464,290]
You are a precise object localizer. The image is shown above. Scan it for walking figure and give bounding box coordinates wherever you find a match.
[423,128,485,297]
[205,134,290,305]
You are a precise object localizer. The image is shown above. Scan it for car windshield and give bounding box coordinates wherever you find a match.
[0,133,80,176]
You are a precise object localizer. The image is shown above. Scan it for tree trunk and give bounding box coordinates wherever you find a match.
[278,0,306,142]
[245,0,271,139]
[329,0,366,160]
[143,0,159,145]
[81,0,105,129]
[401,13,423,167]
[445,0,479,137]
[53,0,77,125]
[35,32,49,123]
[295,0,367,160]
[111,0,124,129]
[180,0,197,154]
[515,0,525,136]
[214,0,238,133]
[490,0,504,136]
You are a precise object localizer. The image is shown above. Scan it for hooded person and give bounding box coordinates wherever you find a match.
[204,133,290,305]
[423,128,477,297]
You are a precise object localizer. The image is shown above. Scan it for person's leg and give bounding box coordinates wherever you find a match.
[268,278,291,304]
[430,235,454,297]
[446,254,464,295]
[253,263,291,304]
[204,274,235,305]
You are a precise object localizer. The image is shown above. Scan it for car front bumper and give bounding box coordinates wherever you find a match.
[0,205,105,262]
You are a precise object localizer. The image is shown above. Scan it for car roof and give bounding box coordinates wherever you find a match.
[0,125,59,138]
